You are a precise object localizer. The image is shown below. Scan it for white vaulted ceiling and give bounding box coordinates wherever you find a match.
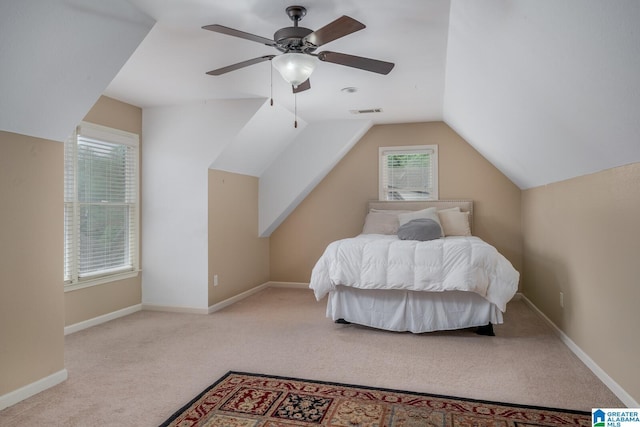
[104,0,450,124]
[444,1,640,189]
[2,1,640,190]
[0,0,154,142]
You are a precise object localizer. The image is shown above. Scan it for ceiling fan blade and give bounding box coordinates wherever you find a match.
[317,51,395,75]
[292,79,311,93]
[202,24,276,46]
[303,16,365,47]
[206,55,275,76]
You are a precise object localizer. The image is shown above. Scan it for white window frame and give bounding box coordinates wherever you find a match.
[64,122,140,291]
[379,145,438,201]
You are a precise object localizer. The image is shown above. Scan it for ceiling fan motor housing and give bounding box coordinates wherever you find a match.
[274,26,315,53]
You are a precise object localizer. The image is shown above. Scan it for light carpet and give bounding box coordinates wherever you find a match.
[0,288,623,426]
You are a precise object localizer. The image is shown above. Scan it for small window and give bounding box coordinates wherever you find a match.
[379,145,438,201]
[64,122,140,289]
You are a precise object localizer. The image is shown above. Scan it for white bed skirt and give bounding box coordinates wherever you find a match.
[326,286,503,333]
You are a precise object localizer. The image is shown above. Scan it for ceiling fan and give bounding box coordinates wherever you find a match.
[202,5,395,93]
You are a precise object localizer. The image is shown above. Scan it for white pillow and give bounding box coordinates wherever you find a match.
[437,207,460,217]
[397,208,444,236]
[362,209,412,234]
[439,210,471,236]
[362,212,401,234]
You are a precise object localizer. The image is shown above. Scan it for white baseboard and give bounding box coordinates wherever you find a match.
[4,284,304,410]
[63,283,309,328]
[65,304,142,335]
[207,281,310,313]
[267,281,309,289]
[520,294,639,407]
[141,304,209,314]
[137,282,309,315]
[0,369,68,411]
[208,282,270,313]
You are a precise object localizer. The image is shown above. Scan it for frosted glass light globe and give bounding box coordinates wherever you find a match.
[272,53,317,88]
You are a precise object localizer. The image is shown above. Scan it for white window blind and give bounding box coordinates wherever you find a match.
[64,122,139,286]
[379,145,438,201]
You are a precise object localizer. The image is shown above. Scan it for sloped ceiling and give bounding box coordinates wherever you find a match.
[0,0,154,142]
[2,1,639,190]
[104,0,449,124]
[102,0,640,190]
[444,0,640,189]
[210,99,308,177]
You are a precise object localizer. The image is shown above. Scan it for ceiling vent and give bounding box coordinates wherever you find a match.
[350,108,383,114]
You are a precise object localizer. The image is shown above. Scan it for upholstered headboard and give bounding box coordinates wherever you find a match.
[367,200,474,233]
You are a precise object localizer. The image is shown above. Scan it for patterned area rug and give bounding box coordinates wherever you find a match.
[160,371,591,427]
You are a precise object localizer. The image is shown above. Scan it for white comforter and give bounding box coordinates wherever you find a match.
[309,234,519,311]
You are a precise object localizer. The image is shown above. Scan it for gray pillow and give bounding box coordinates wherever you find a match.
[397,218,442,242]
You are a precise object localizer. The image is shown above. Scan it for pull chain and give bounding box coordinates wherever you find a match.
[294,91,298,128]
[270,63,274,106]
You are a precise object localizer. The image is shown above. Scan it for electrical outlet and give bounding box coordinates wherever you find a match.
[560,292,564,308]
[213,274,218,286]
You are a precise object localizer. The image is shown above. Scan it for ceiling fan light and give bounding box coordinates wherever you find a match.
[272,53,317,88]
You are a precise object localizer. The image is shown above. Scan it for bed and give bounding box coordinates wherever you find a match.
[309,200,519,334]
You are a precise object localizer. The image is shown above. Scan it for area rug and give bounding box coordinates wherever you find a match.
[160,371,591,427]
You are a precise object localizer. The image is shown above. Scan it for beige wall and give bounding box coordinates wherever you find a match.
[208,170,269,305]
[2,108,637,404]
[270,122,522,283]
[64,96,143,326]
[522,162,640,403]
[0,131,64,395]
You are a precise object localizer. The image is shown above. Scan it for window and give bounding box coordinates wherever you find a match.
[379,145,438,201]
[64,122,139,289]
